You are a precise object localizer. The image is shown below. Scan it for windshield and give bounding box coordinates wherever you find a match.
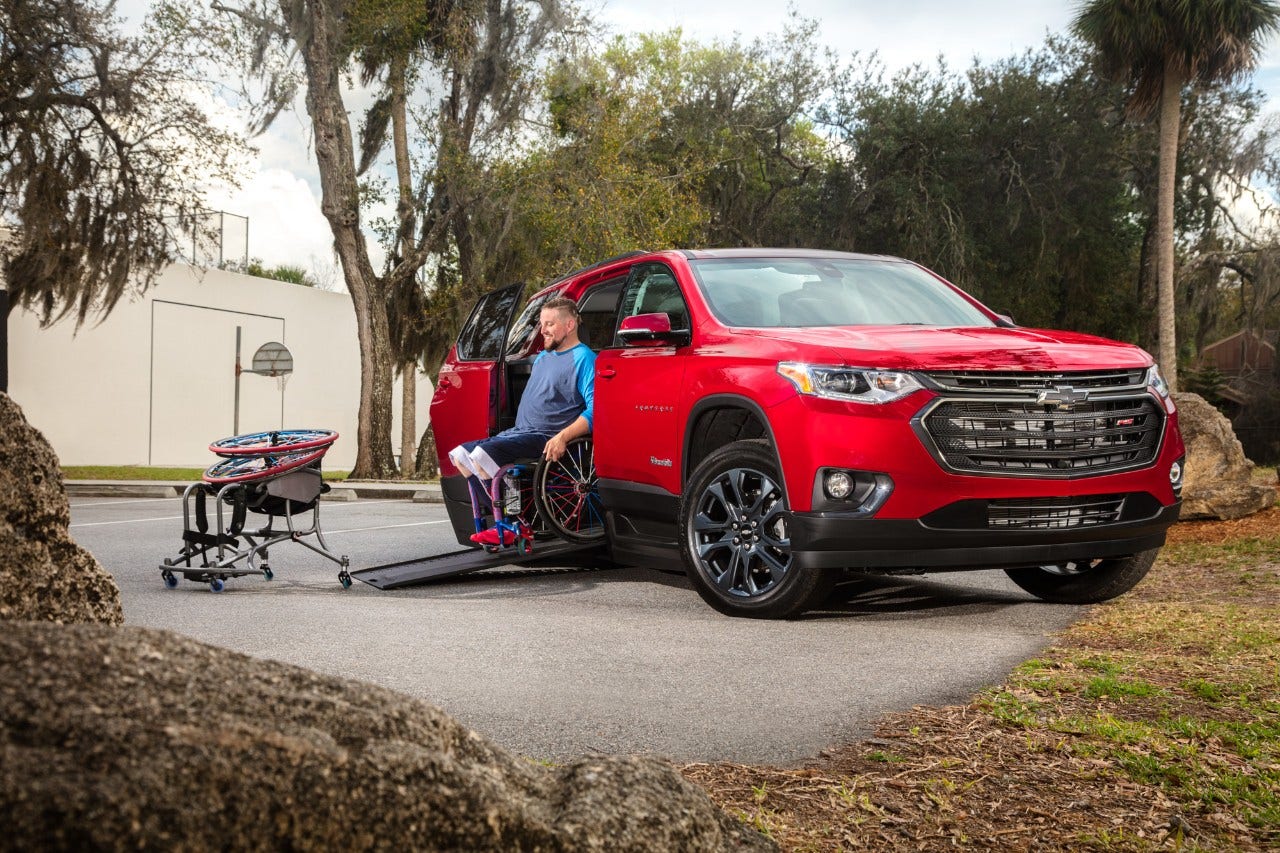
[688,257,995,328]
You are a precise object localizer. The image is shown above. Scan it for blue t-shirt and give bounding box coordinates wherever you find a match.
[514,342,595,434]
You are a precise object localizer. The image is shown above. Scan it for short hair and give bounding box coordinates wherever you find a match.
[542,296,580,320]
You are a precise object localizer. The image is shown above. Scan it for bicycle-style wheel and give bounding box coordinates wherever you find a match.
[203,447,329,484]
[209,429,338,457]
[533,438,606,543]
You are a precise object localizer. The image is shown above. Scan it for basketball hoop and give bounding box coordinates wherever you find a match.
[250,342,294,378]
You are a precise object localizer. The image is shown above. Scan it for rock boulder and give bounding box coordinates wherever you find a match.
[0,621,773,851]
[0,393,122,624]
[1173,392,1276,520]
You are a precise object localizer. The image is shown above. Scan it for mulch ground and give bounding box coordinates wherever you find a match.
[682,503,1280,851]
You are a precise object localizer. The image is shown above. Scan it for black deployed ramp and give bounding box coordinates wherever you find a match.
[351,540,600,590]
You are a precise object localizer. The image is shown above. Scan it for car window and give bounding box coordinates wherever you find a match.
[616,264,689,342]
[576,275,627,351]
[457,284,524,360]
[688,258,994,328]
[504,291,557,358]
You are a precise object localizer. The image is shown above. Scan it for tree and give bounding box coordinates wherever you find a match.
[348,0,464,476]
[817,40,1148,341]
[1072,0,1280,391]
[1,0,242,326]
[210,0,572,479]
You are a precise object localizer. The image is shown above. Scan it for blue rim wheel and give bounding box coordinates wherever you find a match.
[209,429,338,457]
[210,578,225,593]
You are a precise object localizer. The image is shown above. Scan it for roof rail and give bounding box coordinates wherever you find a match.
[546,250,648,287]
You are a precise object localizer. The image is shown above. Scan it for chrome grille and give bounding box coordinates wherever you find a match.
[922,397,1163,476]
[925,369,1146,393]
[988,495,1126,529]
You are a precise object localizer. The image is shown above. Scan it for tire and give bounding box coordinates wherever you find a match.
[679,440,833,619]
[534,438,606,544]
[1003,548,1159,604]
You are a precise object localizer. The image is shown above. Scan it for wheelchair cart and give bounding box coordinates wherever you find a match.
[159,429,351,591]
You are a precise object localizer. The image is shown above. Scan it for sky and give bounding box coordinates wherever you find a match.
[191,0,1280,285]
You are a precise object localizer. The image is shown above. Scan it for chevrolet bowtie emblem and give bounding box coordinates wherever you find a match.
[1037,386,1089,411]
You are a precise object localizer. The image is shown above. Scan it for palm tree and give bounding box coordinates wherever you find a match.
[1073,0,1280,392]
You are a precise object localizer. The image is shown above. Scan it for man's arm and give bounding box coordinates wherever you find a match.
[543,414,590,461]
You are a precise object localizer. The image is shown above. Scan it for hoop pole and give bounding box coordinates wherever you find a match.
[234,326,242,435]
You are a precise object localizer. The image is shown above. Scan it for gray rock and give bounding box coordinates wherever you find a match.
[0,393,123,624]
[0,621,774,852]
[1173,392,1276,520]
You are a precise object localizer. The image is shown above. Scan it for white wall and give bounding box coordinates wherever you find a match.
[8,264,432,471]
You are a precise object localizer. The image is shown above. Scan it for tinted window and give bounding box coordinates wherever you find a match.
[616,264,689,339]
[688,258,994,328]
[504,291,557,357]
[456,284,523,361]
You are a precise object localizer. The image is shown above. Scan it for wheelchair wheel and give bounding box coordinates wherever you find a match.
[209,429,338,457]
[203,448,328,484]
[534,438,606,544]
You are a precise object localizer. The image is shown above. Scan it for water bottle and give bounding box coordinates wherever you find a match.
[502,471,521,515]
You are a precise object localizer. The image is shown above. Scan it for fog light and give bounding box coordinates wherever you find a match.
[1169,461,1182,485]
[824,471,854,499]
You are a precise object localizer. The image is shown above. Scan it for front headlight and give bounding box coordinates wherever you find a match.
[1146,364,1170,399]
[777,362,924,404]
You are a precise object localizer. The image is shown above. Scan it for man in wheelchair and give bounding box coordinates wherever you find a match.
[447,297,595,547]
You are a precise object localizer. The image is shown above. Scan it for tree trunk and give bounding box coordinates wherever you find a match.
[400,360,416,476]
[391,57,418,476]
[299,0,397,479]
[1156,63,1182,392]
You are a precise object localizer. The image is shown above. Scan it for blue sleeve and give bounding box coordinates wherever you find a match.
[574,345,596,430]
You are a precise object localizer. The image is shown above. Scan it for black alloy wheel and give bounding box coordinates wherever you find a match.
[680,440,833,618]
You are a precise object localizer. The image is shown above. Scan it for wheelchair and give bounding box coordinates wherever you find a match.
[159,429,351,591]
[467,437,606,554]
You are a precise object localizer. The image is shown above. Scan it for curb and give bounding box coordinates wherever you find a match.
[65,484,180,499]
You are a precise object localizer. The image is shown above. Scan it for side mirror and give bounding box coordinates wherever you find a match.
[995,313,1017,328]
[617,313,690,347]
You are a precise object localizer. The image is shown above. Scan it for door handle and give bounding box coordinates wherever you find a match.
[599,367,617,379]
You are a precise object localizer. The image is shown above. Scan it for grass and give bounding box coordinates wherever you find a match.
[61,465,350,482]
[684,498,1280,851]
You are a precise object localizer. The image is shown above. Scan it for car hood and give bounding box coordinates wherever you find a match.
[741,325,1152,372]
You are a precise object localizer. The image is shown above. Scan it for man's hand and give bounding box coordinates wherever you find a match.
[543,433,569,461]
[543,415,591,461]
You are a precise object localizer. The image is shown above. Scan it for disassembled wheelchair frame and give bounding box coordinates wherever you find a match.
[159,429,350,592]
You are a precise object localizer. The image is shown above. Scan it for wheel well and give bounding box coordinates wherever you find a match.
[684,406,770,483]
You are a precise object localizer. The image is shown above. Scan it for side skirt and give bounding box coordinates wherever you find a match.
[598,478,683,571]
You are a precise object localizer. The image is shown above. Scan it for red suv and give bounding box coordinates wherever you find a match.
[431,249,1185,618]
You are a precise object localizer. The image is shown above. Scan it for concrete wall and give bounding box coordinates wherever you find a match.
[8,264,432,471]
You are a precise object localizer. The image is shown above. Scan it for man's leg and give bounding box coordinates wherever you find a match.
[460,432,551,546]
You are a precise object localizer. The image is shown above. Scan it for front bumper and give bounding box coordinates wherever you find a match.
[789,498,1181,571]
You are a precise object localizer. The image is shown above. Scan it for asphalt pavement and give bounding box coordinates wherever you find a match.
[68,492,1086,765]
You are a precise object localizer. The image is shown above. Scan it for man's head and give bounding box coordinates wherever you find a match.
[540,297,581,352]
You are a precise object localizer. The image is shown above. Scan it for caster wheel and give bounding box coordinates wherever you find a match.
[262,566,273,581]
[162,570,178,589]
[519,539,533,556]
[485,545,499,554]
[210,578,225,593]
[338,571,352,589]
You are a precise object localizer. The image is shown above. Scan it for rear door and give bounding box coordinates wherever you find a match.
[430,283,524,475]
